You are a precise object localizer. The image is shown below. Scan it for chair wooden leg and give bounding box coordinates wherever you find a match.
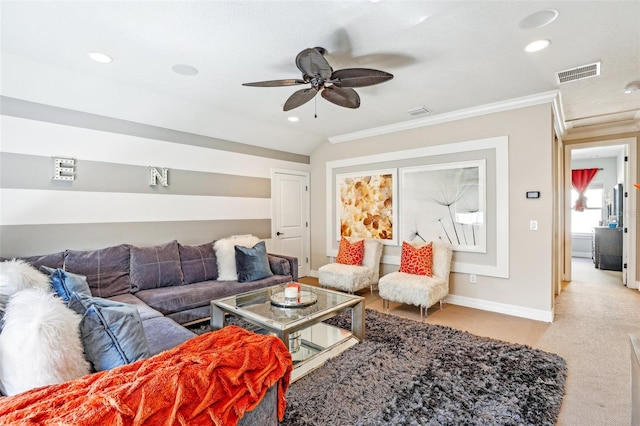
[420,305,426,322]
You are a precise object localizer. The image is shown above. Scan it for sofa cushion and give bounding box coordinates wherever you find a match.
[65,245,131,298]
[68,292,150,372]
[135,275,292,317]
[21,252,65,271]
[41,266,91,302]
[142,316,196,356]
[130,241,183,291]
[235,241,273,283]
[178,242,218,284]
[106,293,164,321]
[0,289,90,396]
[267,255,292,277]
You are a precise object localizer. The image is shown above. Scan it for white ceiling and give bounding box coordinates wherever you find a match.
[1,1,639,156]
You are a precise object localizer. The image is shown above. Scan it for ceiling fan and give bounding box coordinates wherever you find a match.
[242,47,394,112]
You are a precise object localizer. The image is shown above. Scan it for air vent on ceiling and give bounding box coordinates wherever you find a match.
[406,106,431,116]
[556,62,600,84]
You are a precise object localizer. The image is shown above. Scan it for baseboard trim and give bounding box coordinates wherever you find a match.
[302,272,554,322]
[446,294,554,323]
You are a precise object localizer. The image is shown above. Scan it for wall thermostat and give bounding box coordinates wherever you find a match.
[526,191,540,199]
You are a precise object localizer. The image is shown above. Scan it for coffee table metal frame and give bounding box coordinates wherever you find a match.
[210,283,364,382]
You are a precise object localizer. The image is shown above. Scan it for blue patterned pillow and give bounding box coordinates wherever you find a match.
[234,241,273,283]
[68,292,150,372]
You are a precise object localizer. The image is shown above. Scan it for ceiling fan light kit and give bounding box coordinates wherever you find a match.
[243,47,393,112]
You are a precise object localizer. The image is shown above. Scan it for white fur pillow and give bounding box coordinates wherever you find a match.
[213,235,260,280]
[0,289,91,396]
[0,259,51,317]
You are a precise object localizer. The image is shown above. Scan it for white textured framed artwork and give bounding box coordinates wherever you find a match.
[400,160,487,253]
[336,169,398,245]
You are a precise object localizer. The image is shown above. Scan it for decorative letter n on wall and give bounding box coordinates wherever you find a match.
[149,167,169,187]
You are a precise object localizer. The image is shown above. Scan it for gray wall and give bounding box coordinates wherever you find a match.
[310,103,555,318]
[0,97,310,256]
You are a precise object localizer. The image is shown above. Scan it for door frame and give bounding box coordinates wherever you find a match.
[271,168,310,278]
[563,137,638,289]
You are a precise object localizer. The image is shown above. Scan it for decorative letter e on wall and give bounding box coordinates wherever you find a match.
[53,158,75,181]
[149,167,169,187]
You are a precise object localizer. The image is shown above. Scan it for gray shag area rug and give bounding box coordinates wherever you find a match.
[284,309,566,426]
[191,309,567,425]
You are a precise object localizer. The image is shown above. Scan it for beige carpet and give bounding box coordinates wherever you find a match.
[301,258,640,425]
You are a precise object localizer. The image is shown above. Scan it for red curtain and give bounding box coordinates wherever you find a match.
[572,168,599,211]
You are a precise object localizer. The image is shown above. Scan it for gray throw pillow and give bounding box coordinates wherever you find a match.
[235,241,273,283]
[41,266,91,302]
[178,242,218,284]
[21,252,65,271]
[130,240,183,291]
[64,244,131,298]
[68,292,150,372]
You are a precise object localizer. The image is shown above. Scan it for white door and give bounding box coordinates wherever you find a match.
[272,169,310,278]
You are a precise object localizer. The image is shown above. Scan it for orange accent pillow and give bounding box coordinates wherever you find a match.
[399,241,433,276]
[336,237,365,266]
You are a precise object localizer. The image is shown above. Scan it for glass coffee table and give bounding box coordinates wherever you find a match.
[210,283,365,382]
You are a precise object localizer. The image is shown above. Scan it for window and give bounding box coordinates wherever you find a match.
[571,181,604,233]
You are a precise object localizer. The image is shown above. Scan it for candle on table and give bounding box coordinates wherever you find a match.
[284,286,298,299]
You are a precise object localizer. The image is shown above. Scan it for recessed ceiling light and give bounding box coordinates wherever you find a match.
[171,64,199,76]
[520,9,559,29]
[525,39,551,53]
[288,116,299,122]
[623,81,640,94]
[88,52,113,63]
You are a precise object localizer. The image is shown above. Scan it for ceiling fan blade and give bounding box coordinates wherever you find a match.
[330,68,394,88]
[321,86,360,109]
[243,79,307,87]
[295,48,333,79]
[283,88,318,111]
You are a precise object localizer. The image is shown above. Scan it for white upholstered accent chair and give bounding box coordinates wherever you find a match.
[318,238,383,294]
[378,241,453,321]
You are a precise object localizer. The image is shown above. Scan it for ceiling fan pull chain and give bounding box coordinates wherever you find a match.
[315,95,317,118]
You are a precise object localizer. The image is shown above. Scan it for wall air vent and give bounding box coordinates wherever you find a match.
[406,106,431,116]
[556,62,600,84]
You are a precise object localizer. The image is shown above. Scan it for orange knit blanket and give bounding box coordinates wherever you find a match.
[0,326,292,425]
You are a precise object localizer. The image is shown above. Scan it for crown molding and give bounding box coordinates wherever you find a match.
[328,90,560,144]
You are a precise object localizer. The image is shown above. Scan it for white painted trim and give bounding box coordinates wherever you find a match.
[552,92,567,137]
[326,136,509,278]
[328,91,558,144]
[308,269,319,278]
[0,188,270,225]
[446,294,554,323]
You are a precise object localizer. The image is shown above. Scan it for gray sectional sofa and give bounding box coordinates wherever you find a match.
[11,239,298,356]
